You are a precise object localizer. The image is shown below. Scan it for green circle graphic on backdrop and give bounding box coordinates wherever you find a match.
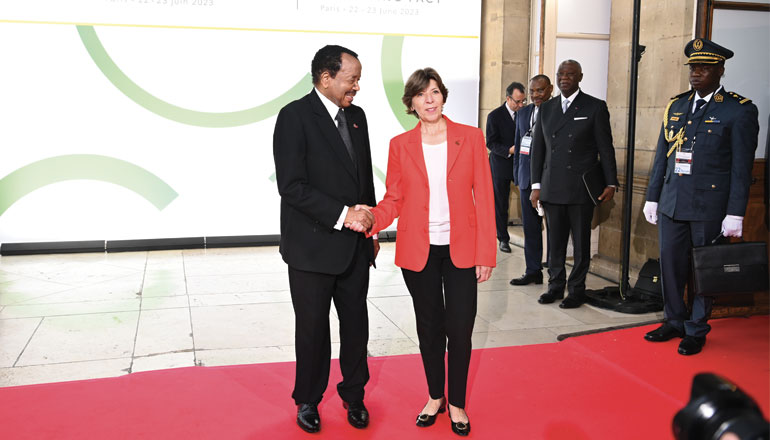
[77,26,312,128]
[1,30,419,218]
[79,26,412,131]
[0,155,178,216]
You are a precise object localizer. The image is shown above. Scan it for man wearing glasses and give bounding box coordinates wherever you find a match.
[486,81,527,253]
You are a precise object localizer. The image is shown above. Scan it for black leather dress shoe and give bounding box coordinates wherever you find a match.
[510,272,543,286]
[343,401,369,429]
[416,398,446,427]
[678,336,706,355]
[450,419,471,436]
[538,291,564,304]
[644,324,685,342]
[499,242,511,253]
[559,294,586,309]
[296,403,320,433]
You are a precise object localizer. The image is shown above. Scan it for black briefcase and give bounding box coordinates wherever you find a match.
[630,258,663,303]
[691,236,769,296]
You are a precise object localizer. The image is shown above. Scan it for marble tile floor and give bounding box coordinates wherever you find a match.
[0,237,662,387]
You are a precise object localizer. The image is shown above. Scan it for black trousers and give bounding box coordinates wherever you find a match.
[401,245,477,408]
[492,177,512,243]
[658,213,719,337]
[543,202,595,296]
[287,237,370,405]
[519,187,544,275]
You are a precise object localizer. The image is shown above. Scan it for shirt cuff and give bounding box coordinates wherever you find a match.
[334,206,349,231]
[531,183,541,189]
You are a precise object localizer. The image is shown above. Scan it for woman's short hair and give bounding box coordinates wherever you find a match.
[402,68,449,117]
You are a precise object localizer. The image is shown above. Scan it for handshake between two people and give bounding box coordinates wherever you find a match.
[345,204,375,233]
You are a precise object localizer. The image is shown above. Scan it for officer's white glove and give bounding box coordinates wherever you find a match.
[721,215,743,237]
[643,201,658,225]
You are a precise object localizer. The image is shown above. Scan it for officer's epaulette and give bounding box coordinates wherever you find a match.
[724,91,752,105]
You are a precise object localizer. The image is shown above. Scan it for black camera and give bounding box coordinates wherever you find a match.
[673,373,769,440]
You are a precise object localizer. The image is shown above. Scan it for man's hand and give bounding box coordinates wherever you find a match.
[508,145,516,155]
[371,239,380,266]
[643,201,658,225]
[344,204,374,233]
[476,265,493,283]
[721,215,743,237]
[598,186,616,202]
[530,189,541,210]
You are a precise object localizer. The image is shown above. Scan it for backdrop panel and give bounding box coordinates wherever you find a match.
[0,1,481,243]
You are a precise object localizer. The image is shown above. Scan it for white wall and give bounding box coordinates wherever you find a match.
[712,8,770,158]
[552,0,611,100]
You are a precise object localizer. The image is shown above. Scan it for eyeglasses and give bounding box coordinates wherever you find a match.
[508,97,527,105]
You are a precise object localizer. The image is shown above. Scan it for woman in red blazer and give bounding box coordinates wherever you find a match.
[361,68,495,436]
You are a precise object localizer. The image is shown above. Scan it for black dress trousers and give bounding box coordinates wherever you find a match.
[401,245,477,408]
[288,236,370,405]
[543,202,594,296]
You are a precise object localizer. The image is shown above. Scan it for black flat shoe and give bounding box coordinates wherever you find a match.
[416,398,446,427]
[499,242,511,253]
[450,419,471,436]
[343,400,369,429]
[644,324,685,342]
[559,294,586,309]
[678,336,706,355]
[510,272,544,286]
[296,403,320,433]
[538,291,564,304]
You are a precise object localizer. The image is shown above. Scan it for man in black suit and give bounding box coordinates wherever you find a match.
[530,60,618,309]
[273,45,378,433]
[509,75,553,286]
[643,39,758,355]
[486,81,527,253]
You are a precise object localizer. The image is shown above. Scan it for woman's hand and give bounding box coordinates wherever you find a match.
[475,265,493,283]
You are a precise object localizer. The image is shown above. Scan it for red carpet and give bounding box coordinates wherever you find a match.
[1,316,767,439]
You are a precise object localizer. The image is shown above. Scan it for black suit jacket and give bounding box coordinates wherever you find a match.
[485,103,516,181]
[530,91,618,204]
[273,89,376,274]
[513,104,536,189]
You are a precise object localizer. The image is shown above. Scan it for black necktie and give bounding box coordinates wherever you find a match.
[693,98,706,115]
[335,109,356,166]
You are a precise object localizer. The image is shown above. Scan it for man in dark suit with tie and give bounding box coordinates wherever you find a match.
[530,60,618,309]
[273,45,378,433]
[642,39,758,355]
[485,82,527,253]
[509,75,553,286]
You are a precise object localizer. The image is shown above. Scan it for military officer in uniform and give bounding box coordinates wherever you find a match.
[643,38,759,355]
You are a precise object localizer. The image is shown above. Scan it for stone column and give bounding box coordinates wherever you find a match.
[592,0,695,282]
[480,0,532,225]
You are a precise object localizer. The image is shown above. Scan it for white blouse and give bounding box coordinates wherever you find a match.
[422,141,451,245]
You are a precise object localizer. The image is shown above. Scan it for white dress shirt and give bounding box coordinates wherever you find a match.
[691,86,721,113]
